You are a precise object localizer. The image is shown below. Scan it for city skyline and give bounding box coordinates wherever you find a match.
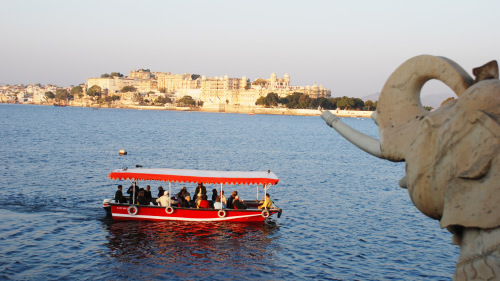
[1,0,499,98]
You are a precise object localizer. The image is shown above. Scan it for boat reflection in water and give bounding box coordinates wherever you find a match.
[102,220,280,279]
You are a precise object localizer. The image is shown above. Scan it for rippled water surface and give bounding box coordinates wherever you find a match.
[0,104,458,280]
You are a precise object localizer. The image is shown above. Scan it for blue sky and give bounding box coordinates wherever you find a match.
[1,0,499,98]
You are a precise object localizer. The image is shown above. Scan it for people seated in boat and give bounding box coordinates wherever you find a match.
[145,185,152,204]
[127,183,139,204]
[182,186,190,198]
[156,192,170,207]
[114,185,127,203]
[197,194,210,209]
[213,196,226,209]
[226,191,238,209]
[183,195,196,208]
[258,193,273,209]
[194,182,207,203]
[220,190,227,206]
[137,188,148,205]
[177,187,186,200]
[211,189,218,202]
[158,186,164,198]
[233,196,248,209]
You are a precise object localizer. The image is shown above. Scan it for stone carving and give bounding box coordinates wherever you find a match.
[321,55,500,280]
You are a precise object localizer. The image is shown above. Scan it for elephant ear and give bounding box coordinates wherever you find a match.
[440,81,500,229]
[376,55,474,161]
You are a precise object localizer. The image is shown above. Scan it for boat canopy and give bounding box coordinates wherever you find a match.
[108,168,279,186]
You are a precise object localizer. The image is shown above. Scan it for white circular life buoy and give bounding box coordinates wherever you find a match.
[165,206,174,214]
[218,210,227,218]
[261,210,270,218]
[128,205,138,215]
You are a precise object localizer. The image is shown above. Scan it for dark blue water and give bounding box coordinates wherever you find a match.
[0,104,457,280]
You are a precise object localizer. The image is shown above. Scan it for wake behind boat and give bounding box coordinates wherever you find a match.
[103,167,282,222]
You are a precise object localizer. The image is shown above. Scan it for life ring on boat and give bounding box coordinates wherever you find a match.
[218,210,227,218]
[128,205,138,215]
[261,209,270,218]
[165,206,175,214]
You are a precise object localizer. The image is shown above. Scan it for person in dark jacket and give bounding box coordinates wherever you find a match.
[233,196,248,209]
[182,195,196,208]
[114,185,127,203]
[211,189,218,202]
[127,183,139,204]
[226,191,238,209]
[145,185,152,204]
[193,182,207,202]
[137,188,148,205]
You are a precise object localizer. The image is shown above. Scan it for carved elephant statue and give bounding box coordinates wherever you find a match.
[322,55,500,280]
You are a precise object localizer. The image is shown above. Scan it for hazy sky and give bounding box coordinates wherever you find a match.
[1,0,499,98]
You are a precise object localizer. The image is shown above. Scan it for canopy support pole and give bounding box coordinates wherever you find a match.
[264,184,267,202]
[219,183,223,210]
[168,181,171,207]
[133,181,136,204]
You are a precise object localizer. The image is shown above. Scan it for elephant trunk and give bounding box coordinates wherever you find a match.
[321,110,383,159]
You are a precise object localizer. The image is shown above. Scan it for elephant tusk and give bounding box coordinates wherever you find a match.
[321,110,384,159]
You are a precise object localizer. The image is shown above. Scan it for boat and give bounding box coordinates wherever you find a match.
[103,168,282,222]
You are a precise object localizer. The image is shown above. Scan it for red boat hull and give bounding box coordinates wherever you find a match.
[107,203,279,222]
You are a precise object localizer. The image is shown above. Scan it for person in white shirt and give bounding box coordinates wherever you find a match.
[156,192,170,207]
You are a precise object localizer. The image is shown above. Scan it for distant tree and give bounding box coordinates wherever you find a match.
[45,91,55,99]
[364,100,374,110]
[312,97,332,109]
[55,88,72,102]
[70,86,83,98]
[284,92,298,108]
[337,96,355,110]
[178,95,196,106]
[87,85,102,98]
[132,93,144,104]
[191,74,201,80]
[110,72,124,78]
[298,93,312,108]
[255,96,266,106]
[101,72,124,78]
[279,97,289,105]
[252,78,267,86]
[154,96,171,105]
[256,93,280,107]
[111,95,120,101]
[159,88,167,93]
[424,106,434,111]
[328,97,339,109]
[120,86,137,93]
[353,98,364,110]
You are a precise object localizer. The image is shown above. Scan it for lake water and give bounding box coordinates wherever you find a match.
[0,104,457,280]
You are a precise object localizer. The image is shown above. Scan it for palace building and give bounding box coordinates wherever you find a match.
[86,70,330,106]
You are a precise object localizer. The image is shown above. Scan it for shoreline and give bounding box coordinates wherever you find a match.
[2,102,374,118]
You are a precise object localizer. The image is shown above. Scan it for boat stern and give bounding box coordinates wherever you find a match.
[103,199,112,217]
